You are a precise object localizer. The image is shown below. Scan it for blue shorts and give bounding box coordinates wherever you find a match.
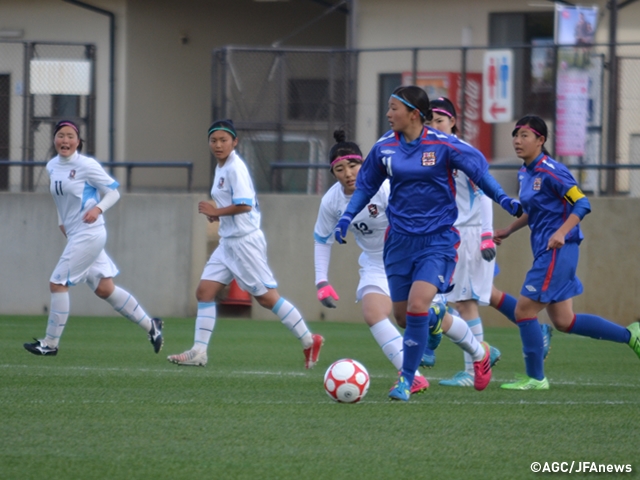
[521,242,583,304]
[384,228,459,302]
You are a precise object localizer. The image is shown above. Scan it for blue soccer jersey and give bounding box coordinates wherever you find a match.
[353,127,489,236]
[518,153,585,259]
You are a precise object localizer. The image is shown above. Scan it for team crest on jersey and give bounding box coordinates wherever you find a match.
[68,169,76,179]
[533,177,542,191]
[367,204,379,218]
[452,168,459,178]
[421,152,436,166]
[217,177,225,189]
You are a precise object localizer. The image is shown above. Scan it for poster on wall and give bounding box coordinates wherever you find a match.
[402,71,492,161]
[555,4,599,157]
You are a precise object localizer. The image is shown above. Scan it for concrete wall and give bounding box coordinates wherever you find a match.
[2,192,639,327]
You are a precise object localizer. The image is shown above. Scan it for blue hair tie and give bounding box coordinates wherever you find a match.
[208,126,236,138]
[391,94,425,119]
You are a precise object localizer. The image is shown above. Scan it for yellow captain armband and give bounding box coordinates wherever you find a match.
[564,185,585,205]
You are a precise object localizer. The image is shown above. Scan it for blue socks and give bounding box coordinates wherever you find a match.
[569,314,631,343]
[517,317,545,380]
[402,311,433,386]
[496,292,517,324]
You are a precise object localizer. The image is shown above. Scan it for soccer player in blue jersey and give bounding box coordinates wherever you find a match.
[334,86,523,401]
[495,115,640,390]
[24,120,163,356]
[314,129,429,394]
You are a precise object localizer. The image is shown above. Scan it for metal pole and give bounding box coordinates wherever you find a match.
[606,0,618,194]
[62,0,115,166]
[459,47,467,139]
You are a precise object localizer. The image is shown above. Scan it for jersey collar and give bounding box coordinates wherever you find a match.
[525,152,546,172]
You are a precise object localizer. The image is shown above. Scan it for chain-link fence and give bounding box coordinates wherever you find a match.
[0,40,95,192]
[211,47,356,194]
[212,42,640,196]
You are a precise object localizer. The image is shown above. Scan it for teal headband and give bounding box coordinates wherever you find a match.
[391,94,425,119]
[208,126,236,138]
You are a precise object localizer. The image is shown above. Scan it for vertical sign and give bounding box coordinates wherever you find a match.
[482,50,513,123]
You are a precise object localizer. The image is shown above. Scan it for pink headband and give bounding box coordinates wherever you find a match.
[331,154,363,167]
[55,122,79,135]
[432,108,453,118]
[515,125,543,137]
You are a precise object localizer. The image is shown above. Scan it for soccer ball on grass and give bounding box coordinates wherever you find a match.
[324,358,370,403]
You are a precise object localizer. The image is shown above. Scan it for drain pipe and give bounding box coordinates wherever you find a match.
[62,0,115,165]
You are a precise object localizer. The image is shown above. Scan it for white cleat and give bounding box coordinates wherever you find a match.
[167,349,208,366]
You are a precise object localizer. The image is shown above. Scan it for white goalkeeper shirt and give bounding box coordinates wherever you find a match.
[47,152,119,237]
[211,150,261,238]
[314,180,390,258]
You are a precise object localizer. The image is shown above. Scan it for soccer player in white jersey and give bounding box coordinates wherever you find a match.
[314,130,429,394]
[24,120,163,356]
[167,119,324,368]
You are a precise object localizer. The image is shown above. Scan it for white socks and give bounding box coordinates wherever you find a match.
[105,286,152,332]
[370,319,404,371]
[445,313,485,362]
[44,292,70,348]
[193,302,217,352]
[272,298,313,348]
[464,317,484,374]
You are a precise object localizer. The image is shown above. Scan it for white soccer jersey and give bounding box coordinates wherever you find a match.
[452,169,483,227]
[47,152,119,237]
[314,180,389,256]
[211,150,261,238]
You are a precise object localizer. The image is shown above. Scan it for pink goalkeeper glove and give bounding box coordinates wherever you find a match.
[480,232,497,262]
[316,281,339,308]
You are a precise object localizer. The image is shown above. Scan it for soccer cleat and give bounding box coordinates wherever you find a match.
[500,374,550,390]
[148,318,164,354]
[427,302,446,351]
[489,345,501,367]
[167,349,208,366]
[541,324,553,360]
[627,322,640,360]
[439,370,474,387]
[420,351,436,368]
[472,341,492,391]
[304,333,324,369]
[389,375,411,401]
[23,339,58,356]
[410,374,429,394]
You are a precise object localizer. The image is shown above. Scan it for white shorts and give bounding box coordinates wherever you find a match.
[201,229,277,297]
[50,228,119,291]
[446,225,494,306]
[356,253,390,302]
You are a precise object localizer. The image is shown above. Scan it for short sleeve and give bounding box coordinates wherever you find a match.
[314,195,338,245]
[228,163,255,207]
[86,159,119,193]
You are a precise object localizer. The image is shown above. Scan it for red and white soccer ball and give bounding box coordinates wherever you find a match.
[324,358,370,403]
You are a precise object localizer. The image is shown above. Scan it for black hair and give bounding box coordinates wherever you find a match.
[391,85,433,122]
[53,120,83,152]
[328,129,363,172]
[512,115,550,156]
[208,119,237,139]
[429,97,458,135]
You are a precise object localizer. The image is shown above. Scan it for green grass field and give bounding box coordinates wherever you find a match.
[2,316,638,480]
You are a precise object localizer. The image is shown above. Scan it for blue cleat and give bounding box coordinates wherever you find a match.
[439,371,474,387]
[420,351,436,368]
[541,324,553,360]
[388,375,411,402]
[427,302,446,351]
[489,345,501,367]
